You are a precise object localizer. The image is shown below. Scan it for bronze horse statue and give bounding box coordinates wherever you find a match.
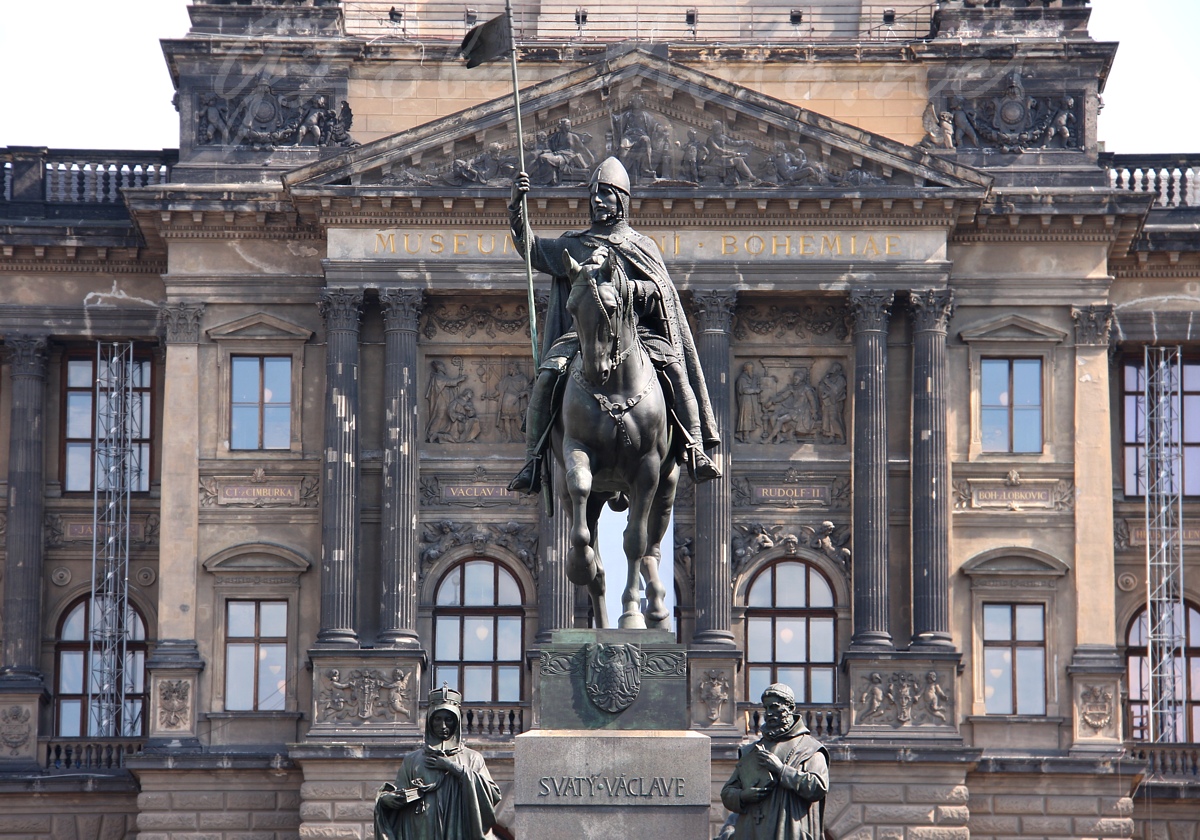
[550,250,681,629]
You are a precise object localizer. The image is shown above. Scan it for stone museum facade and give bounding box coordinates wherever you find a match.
[1,0,1198,837]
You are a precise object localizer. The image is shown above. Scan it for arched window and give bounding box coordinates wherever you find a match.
[1126,602,1200,742]
[744,560,837,704]
[55,597,148,737]
[433,559,525,703]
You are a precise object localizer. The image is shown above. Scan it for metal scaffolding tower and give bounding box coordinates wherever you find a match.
[1143,345,1188,743]
[87,341,140,737]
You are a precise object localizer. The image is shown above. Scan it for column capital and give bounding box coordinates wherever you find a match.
[692,290,738,333]
[160,302,205,344]
[318,288,364,332]
[1072,304,1113,346]
[909,289,955,334]
[849,289,895,332]
[4,336,48,378]
[380,287,425,332]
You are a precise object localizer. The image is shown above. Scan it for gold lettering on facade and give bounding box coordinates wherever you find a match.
[477,234,496,255]
[820,235,842,256]
[771,235,790,256]
[430,233,445,254]
[375,233,396,254]
[453,234,469,255]
[722,235,738,255]
[885,235,901,256]
[404,233,422,254]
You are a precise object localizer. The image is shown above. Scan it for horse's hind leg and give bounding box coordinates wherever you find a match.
[639,464,680,630]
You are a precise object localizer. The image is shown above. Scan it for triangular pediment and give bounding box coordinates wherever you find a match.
[284,48,991,198]
[206,313,314,342]
[961,548,1068,578]
[959,314,1067,344]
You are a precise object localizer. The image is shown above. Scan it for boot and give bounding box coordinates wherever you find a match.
[507,456,541,494]
[688,444,722,483]
[669,373,722,483]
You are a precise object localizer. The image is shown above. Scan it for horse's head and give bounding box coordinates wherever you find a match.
[565,249,625,385]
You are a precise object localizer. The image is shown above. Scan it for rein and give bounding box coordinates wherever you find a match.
[571,363,655,448]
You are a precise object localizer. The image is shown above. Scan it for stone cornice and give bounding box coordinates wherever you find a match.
[0,305,161,339]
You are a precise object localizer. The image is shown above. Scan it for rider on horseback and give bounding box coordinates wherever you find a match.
[508,156,722,494]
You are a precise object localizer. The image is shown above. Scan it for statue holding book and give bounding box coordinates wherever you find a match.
[374,686,501,840]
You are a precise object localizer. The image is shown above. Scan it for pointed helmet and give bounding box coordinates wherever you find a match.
[590,157,631,196]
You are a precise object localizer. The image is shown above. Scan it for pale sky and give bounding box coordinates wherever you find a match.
[0,1,1196,154]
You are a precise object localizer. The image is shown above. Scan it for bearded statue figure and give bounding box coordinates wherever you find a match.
[720,683,830,840]
[374,686,502,840]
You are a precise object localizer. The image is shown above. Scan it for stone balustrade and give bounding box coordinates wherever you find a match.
[41,737,144,772]
[1105,153,1200,208]
[0,148,177,217]
[458,704,527,739]
[742,703,844,740]
[1126,743,1200,779]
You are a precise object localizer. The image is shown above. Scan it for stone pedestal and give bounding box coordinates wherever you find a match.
[517,629,711,839]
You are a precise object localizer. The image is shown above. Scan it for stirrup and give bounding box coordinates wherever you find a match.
[507,456,542,495]
[689,447,722,483]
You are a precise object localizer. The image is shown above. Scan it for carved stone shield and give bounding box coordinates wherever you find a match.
[584,643,644,713]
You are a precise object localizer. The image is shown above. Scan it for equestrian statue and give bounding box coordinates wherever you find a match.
[507,157,722,628]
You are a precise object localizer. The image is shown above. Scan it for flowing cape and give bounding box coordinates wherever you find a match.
[374,746,501,840]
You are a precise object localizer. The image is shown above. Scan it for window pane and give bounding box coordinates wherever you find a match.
[1015,648,1046,715]
[809,617,835,662]
[65,443,92,491]
[262,358,291,403]
[435,617,460,660]
[981,360,1008,406]
[1186,448,1200,496]
[123,700,143,737]
[1185,396,1200,444]
[497,666,520,702]
[1125,446,1144,495]
[981,408,1008,452]
[434,667,458,693]
[1125,395,1144,444]
[62,603,86,640]
[231,357,260,403]
[775,619,806,662]
[748,667,772,704]
[1185,363,1200,392]
[775,562,806,607]
[777,668,806,703]
[983,605,1011,641]
[808,570,833,608]
[984,649,1013,714]
[747,618,773,662]
[68,359,93,388]
[1190,607,1200,643]
[59,651,84,693]
[67,392,93,438]
[59,700,82,737]
[1129,612,1148,646]
[1015,605,1044,641]
[133,443,151,492]
[258,644,287,711]
[462,666,492,702]
[1011,360,1041,406]
[262,405,290,449]
[496,568,521,605]
[436,567,462,605]
[462,618,493,660]
[227,602,256,637]
[89,652,104,694]
[225,644,256,710]
[231,405,259,450]
[1012,408,1042,453]
[495,616,522,661]
[746,573,771,608]
[1189,656,1200,698]
[132,360,151,389]
[124,650,145,693]
[259,602,287,637]
[810,668,835,704]
[1125,363,1144,392]
[463,562,494,606]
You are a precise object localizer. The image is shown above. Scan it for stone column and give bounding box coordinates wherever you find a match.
[691,291,737,647]
[849,290,894,650]
[146,302,206,752]
[316,289,364,647]
[1068,304,1123,752]
[537,504,574,641]
[1,336,48,680]
[910,290,955,649]
[379,288,424,648]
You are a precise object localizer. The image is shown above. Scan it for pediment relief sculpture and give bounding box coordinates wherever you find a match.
[922,73,1082,154]
[197,85,357,150]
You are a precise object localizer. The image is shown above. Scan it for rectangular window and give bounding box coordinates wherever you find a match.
[1122,359,1200,496]
[982,603,1046,715]
[230,356,292,450]
[225,600,287,711]
[64,354,152,493]
[980,358,1042,454]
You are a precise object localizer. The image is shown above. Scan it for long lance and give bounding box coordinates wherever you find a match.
[505,0,540,368]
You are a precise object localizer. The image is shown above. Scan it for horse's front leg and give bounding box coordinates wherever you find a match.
[562,447,599,589]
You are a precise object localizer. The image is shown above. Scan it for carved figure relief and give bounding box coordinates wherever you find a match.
[698,670,730,723]
[424,356,534,445]
[854,671,954,727]
[158,680,191,729]
[610,93,670,183]
[419,520,539,579]
[197,87,356,150]
[924,74,1083,154]
[732,521,851,574]
[0,706,31,755]
[734,359,847,445]
[321,668,411,722]
[527,118,595,186]
[445,142,518,187]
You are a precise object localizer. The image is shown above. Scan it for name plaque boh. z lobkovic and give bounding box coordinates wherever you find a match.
[514,630,712,840]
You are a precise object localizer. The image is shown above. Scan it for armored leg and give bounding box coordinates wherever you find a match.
[664,361,721,483]
[507,368,558,494]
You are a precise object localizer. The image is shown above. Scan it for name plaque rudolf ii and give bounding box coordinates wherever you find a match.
[329,228,946,264]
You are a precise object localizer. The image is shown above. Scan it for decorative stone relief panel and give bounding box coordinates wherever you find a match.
[953,471,1074,511]
[733,358,849,446]
[199,472,319,507]
[319,667,413,724]
[420,519,539,581]
[197,86,355,149]
[421,466,537,509]
[922,73,1084,154]
[44,513,160,548]
[423,356,534,445]
[732,471,850,509]
[732,521,851,575]
[852,668,956,729]
[157,680,191,730]
[0,705,34,757]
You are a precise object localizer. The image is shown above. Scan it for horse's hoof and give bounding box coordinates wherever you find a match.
[645,613,670,630]
[618,612,647,630]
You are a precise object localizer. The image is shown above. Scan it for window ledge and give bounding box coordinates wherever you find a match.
[204,710,304,720]
[968,715,1065,724]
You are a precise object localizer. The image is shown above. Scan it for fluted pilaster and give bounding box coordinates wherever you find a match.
[317,288,364,647]
[537,501,574,640]
[379,288,424,648]
[849,290,894,650]
[910,289,955,648]
[691,291,737,647]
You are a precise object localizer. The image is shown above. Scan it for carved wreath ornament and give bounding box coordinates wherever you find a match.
[1079,684,1114,732]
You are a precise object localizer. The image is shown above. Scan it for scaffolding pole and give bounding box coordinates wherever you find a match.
[87,341,139,737]
[1143,345,1187,743]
